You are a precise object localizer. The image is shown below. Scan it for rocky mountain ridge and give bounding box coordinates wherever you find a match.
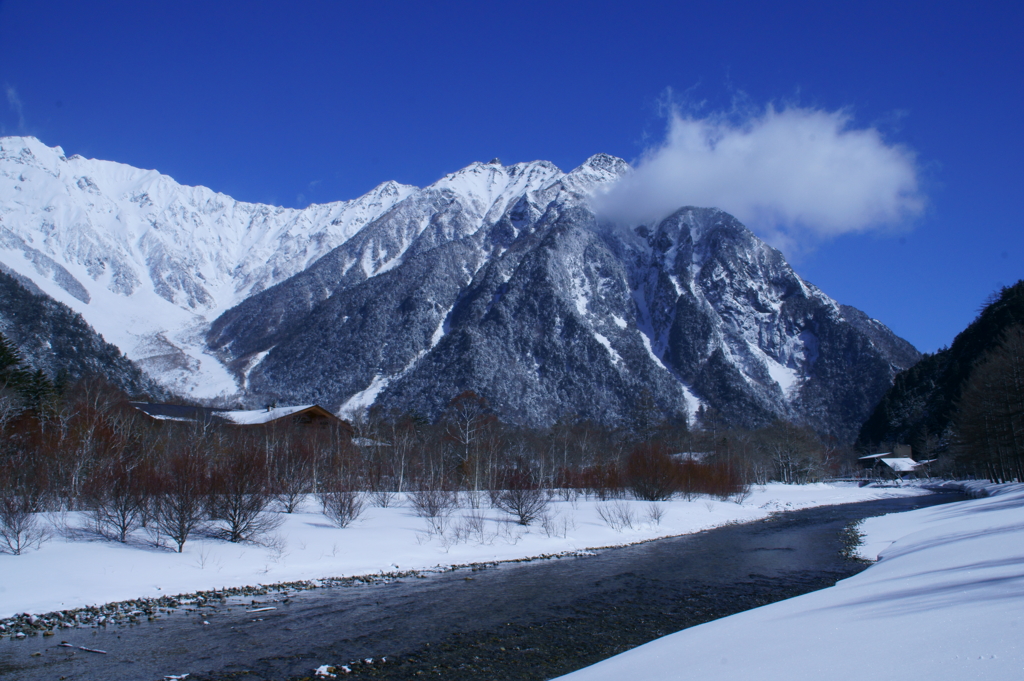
[0,136,919,440]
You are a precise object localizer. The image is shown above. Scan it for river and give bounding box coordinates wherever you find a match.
[0,492,963,680]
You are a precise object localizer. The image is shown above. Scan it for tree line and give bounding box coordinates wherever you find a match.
[948,322,1024,482]
[859,280,1024,482]
[1,332,868,556]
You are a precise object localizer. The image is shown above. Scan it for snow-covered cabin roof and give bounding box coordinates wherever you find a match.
[130,402,343,428]
[129,402,228,423]
[859,452,894,460]
[217,405,323,425]
[881,457,922,472]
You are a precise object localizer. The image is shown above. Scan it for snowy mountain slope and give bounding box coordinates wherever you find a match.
[0,136,414,397]
[209,152,917,439]
[613,207,919,434]
[0,268,166,398]
[1,136,918,438]
[375,193,695,428]
[206,159,563,368]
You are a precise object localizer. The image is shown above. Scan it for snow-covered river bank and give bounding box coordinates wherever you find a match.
[557,481,1024,681]
[0,483,926,620]
[0,486,946,680]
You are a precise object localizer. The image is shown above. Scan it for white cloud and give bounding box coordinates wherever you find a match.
[593,105,923,247]
[5,85,26,131]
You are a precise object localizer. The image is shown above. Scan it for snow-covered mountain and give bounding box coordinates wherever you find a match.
[0,136,415,396]
[0,136,919,439]
[0,267,166,399]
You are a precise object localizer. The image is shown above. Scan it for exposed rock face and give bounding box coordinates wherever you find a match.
[208,157,918,441]
[1,136,919,440]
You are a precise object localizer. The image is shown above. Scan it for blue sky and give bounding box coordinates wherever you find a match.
[1,0,1021,353]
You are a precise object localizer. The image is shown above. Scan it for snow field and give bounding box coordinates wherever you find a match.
[556,481,1024,681]
[0,483,924,620]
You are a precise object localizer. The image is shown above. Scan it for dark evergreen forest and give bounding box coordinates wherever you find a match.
[859,280,1024,480]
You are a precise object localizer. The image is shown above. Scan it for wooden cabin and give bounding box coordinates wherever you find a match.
[130,402,351,435]
[858,445,925,479]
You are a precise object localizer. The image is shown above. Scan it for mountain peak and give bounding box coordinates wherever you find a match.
[1,141,918,440]
[579,153,630,174]
[0,135,66,165]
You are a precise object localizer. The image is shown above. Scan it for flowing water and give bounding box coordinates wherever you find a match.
[0,492,963,680]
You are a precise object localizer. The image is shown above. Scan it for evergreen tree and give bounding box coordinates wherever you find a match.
[0,333,31,399]
[859,280,1024,448]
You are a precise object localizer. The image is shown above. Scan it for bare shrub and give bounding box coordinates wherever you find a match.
[315,437,367,528]
[582,463,623,500]
[559,487,581,504]
[461,509,491,542]
[208,440,282,543]
[497,520,524,545]
[272,438,314,513]
[462,489,488,509]
[644,503,665,526]
[44,507,74,541]
[679,460,747,501]
[409,486,458,520]
[731,485,752,504]
[83,455,151,543]
[553,467,585,504]
[541,510,574,538]
[318,487,365,528]
[489,463,549,526]
[409,485,458,540]
[597,500,636,532]
[0,491,49,554]
[261,532,289,558]
[367,477,400,508]
[626,442,679,501]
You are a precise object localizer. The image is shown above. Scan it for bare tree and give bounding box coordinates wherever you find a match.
[272,429,314,513]
[361,414,400,508]
[756,421,824,483]
[84,454,151,543]
[0,390,22,434]
[47,377,130,506]
[0,487,49,554]
[0,410,50,554]
[443,391,493,493]
[208,433,282,543]
[153,428,211,552]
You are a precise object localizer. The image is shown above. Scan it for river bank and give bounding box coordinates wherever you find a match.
[0,491,957,681]
[0,483,927,621]
[557,482,1023,681]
